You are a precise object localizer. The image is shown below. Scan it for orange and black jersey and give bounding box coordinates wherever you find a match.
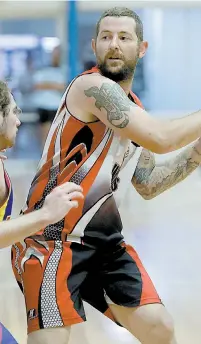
[21,67,143,248]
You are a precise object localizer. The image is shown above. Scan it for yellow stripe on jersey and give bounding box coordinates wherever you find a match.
[0,169,13,222]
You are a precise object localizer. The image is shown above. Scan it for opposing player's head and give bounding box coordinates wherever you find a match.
[92,7,148,82]
[0,81,21,149]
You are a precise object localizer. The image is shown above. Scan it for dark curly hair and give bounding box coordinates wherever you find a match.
[0,81,11,117]
[96,7,143,42]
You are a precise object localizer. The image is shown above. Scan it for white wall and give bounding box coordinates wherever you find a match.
[142,7,201,112]
[0,0,201,19]
[78,0,201,11]
[0,1,64,18]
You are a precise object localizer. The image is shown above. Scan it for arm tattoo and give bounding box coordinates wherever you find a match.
[132,146,201,199]
[84,82,136,128]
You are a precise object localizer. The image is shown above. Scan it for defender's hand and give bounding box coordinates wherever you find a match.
[41,182,84,224]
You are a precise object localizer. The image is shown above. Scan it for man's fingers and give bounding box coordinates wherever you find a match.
[70,200,79,208]
[68,191,84,201]
[59,182,83,194]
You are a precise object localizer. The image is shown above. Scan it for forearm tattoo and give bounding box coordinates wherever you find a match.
[132,146,201,199]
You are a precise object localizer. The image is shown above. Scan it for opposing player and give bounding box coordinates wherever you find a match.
[0,80,83,247]
[0,80,83,343]
[12,7,201,344]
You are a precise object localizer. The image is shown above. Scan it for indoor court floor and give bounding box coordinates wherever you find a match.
[0,149,201,344]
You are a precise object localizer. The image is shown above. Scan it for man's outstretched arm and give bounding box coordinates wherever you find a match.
[132,141,201,199]
[68,73,201,154]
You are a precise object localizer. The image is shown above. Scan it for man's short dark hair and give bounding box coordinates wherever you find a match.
[96,7,143,42]
[0,81,10,117]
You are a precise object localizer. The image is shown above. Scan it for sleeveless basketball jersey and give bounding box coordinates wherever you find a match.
[21,66,143,247]
[0,168,13,222]
[0,167,16,344]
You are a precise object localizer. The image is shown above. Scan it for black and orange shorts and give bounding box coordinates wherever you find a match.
[11,240,162,335]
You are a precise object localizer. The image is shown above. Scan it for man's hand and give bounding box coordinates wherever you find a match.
[41,182,84,224]
[0,182,84,249]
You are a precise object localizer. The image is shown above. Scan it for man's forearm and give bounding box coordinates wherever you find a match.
[162,109,201,153]
[132,143,201,199]
[0,208,50,249]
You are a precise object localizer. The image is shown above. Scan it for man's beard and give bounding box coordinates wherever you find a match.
[97,59,138,82]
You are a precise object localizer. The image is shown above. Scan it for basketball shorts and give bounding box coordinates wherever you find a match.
[11,240,162,335]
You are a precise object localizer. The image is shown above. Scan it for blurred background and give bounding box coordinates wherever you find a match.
[1,1,201,344]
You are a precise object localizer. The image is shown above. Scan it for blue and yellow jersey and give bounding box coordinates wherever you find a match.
[0,167,17,343]
[0,168,13,222]
[0,321,17,344]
